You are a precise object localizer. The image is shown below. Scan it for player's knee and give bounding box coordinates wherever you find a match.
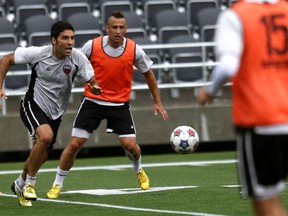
[125,144,140,156]
[68,140,84,153]
[38,133,53,146]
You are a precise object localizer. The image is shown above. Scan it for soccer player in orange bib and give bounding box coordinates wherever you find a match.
[198,1,288,215]
[47,11,169,199]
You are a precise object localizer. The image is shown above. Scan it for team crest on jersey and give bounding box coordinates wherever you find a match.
[63,65,71,75]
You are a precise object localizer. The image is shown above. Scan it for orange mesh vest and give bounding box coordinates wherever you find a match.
[84,36,136,102]
[231,1,288,126]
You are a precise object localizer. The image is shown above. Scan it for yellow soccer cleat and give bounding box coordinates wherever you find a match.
[23,183,37,201]
[136,168,150,190]
[47,184,61,199]
[11,181,32,207]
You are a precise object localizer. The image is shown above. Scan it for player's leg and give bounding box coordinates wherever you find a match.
[12,100,57,204]
[109,103,141,170]
[108,103,150,190]
[59,136,88,170]
[236,127,288,216]
[120,136,141,171]
[252,197,288,216]
[48,99,98,198]
[11,157,31,206]
[12,143,50,206]
[47,136,88,199]
[119,136,149,190]
[22,124,54,200]
[27,124,54,177]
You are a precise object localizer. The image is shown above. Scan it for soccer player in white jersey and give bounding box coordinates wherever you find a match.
[0,21,101,207]
[47,11,169,199]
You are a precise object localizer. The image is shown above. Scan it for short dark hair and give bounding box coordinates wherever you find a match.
[107,11,125,23]
[50,21,74,39]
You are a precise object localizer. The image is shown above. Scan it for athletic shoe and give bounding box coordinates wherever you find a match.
[136,168,150,190]
[23,183,37,201]
[11,181,32,207]
[47,184,61,199]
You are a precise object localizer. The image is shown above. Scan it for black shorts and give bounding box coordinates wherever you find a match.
[20,100,62,149]
[73,98,136,135]
[236,127,288,200]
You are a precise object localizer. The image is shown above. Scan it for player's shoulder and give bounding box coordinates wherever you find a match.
[17,45,50,52]
[15,45,52,58]
[71,47,86,57]
[71,47,89,63]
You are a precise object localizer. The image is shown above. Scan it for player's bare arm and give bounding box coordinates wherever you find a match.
[87,76,102,95]
[197,87,214,105]
[144,69,169,121]
[0,52,15,103]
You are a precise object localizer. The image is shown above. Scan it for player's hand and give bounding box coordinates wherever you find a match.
[87,83,102,95]
[154,104,169,121]
[161,109,169,121]
[0,88,8,110]
[197,87,213,105]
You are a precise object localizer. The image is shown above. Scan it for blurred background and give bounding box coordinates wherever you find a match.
[0,0,237,161]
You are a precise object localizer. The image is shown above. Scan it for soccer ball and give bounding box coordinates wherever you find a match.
[170,126,199,154]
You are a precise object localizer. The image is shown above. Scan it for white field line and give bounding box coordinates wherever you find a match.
[0,193,226,216]
[0,160,236,216]
[62,186,198,196]
[0,159,237,175]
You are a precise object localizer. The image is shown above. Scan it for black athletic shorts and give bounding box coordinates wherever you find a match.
[73,98,136,135]
[20,100,62,149]
[236,127,288,200]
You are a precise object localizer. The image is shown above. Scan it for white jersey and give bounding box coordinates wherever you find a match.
[81,36,153,73]
[14,45,94,120]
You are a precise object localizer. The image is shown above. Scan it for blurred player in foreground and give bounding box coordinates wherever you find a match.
[197,0,288,215]
[0,21,101,206]
[47,11,169,199]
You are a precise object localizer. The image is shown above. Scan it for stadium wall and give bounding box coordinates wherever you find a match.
[0,87,235,153]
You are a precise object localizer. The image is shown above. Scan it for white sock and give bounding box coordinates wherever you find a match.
[132,158,142,174]
[125,150,142,174]
[25,174,36,186]
[16,175,25,189]
[53,167,69,189]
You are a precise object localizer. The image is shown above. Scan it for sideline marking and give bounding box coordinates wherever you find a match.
[222,185,241,188]
[62,186,198,196]
[0,159,237,175]
[0,160,234,216]
[0,193,226,216]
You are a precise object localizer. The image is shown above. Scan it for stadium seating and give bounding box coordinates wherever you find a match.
[56,0,91,21]
[13,0,49,36]
[154,9,190,60]
[0,17,18,46]
[24,14,55,46]
[186,0,218,34]
[228,0,238,6]
[168,35,203,83]
[142,0,176,33]
[130,0,142,10]
[67,12,102,48]
[0,43,30,91]
[0,1,5,18]
[155,9,190,44]
[46,0,56,9]
[132,36,162,84]
[99,0,133,30]
[197,7,221,60]
[133,36,160,57]
[122,11,147,39]
[0,0,225,90]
